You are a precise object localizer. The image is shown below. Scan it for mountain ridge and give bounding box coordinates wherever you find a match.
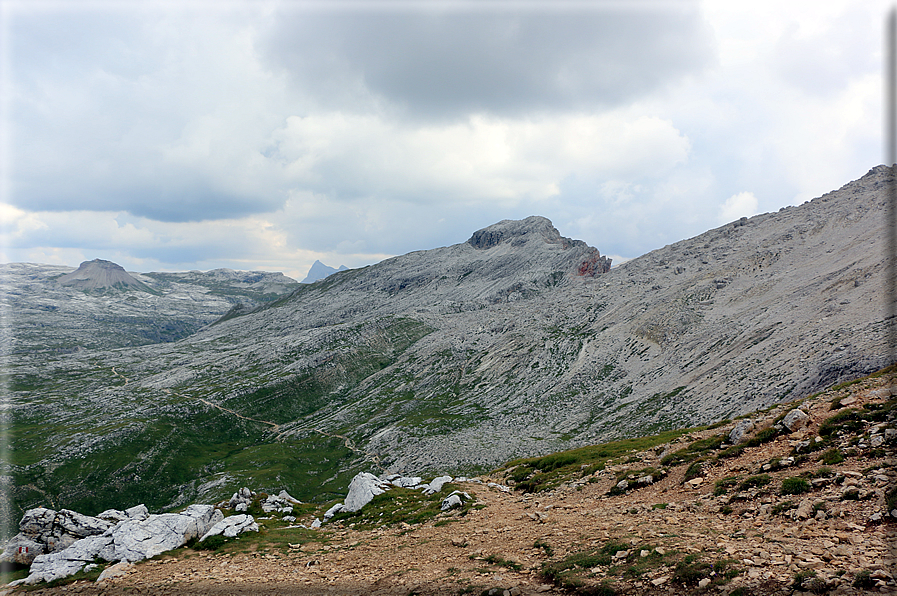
[5,166,892,523]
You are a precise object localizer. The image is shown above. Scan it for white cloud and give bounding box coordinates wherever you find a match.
[1,0,891,273]
[270,111,690,206]
[718,191,759,224]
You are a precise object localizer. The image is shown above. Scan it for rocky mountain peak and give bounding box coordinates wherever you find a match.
[56,259,153,293]
[467,216,565,250]
[301,260,349,284]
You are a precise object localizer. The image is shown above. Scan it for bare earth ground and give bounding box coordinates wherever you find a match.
[8,376,896,596]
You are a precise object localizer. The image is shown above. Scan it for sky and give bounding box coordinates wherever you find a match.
[0,0,888,280]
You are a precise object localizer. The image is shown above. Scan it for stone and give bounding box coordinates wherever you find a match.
[276,490,301,504]
[104,504,221,562]
[390,476,423,488]
[441,491,471,511]
[0,534,45,565]
[19,535,114,585]
[422,476,454,495]
[96,509,129,523]
[729,419,755,444]
[344,472,392,512]
[782,409,809,432]
[794,499,814,520]
[324,503,344,520]
[125,504,149,520]
[2,506,115,563]
[199,514,258,541]
[96,560,134,582]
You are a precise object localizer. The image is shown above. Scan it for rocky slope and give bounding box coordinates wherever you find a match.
[5,167,893,526]
[1,263,299,353]
[5,368,894,596]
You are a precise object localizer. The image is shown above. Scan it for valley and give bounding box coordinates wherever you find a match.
[3,166,894,535]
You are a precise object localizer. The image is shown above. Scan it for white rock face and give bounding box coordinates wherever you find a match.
[105,505,221,562]
[1,507,114,565]
[199,514,258,541]
[10,504,223,586]
[23,535,114,584]
[343,473,391,512]
[422,476,453,495]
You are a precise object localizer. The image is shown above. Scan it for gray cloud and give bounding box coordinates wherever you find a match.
[260,3,715,119]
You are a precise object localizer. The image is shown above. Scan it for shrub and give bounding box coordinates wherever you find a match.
[853,570,875,589]
[683,460,704,482]
[714,477,738,496]
[193,534,231,551]
[781,477,811,495]
[771,501,795,516]
[818,409,863,437]
[536,454,578,472]
[717,444,746,459]
[673,554,710,585]
[744,427,779,447]
[660,435,725,466]
[737,474,771,491]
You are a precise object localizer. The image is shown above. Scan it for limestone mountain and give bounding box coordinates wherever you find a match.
[300,260,349,284]
[56,259,153,293]
[6,167,891,526]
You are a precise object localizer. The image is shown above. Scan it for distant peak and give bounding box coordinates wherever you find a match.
[57,259,151,292]
[301,260,347,284]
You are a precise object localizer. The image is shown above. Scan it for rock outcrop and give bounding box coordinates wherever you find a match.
[2,504,256,586]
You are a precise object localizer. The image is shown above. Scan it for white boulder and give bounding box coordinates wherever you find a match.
[782,409,809,432]
[343,472,391,512]
[422,476,453,495]
[199,514,258,541]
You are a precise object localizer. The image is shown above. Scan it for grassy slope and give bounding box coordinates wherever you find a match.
[9,318,433,518]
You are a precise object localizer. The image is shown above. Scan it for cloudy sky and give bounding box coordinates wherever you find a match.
[0,0,887,280]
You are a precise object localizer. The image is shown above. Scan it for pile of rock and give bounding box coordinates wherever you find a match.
[1,502,259,586]
[321,472,479,524]
[219,487,301,521]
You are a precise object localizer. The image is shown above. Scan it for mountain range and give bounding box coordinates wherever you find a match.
[4,166,892,530]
